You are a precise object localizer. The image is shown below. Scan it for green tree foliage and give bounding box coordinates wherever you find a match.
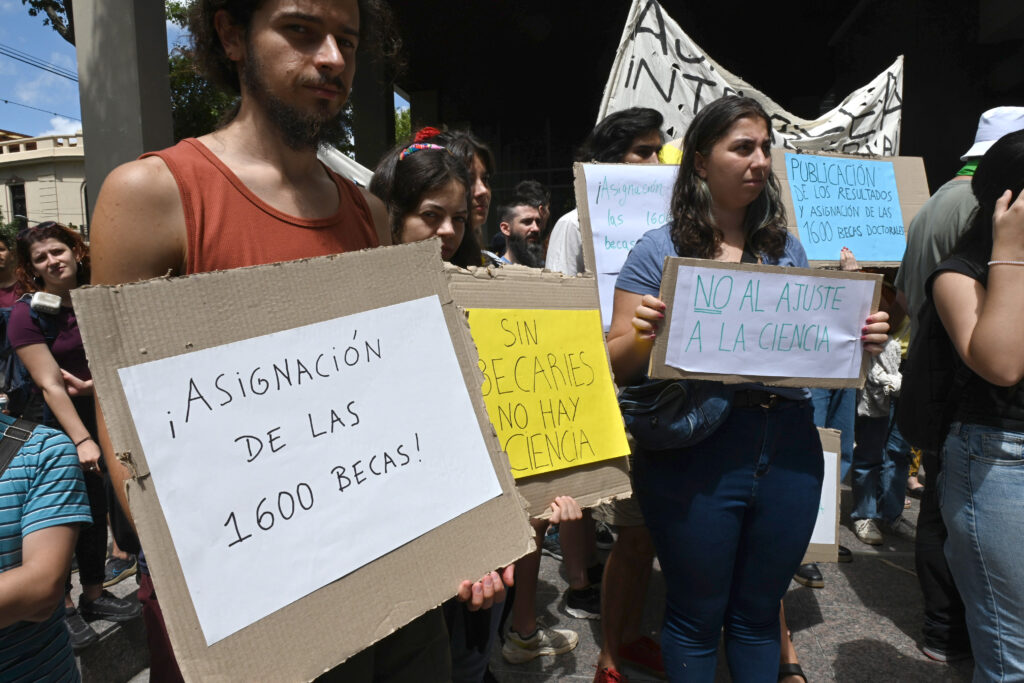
[395,107,411,142]
[21,0,74,45]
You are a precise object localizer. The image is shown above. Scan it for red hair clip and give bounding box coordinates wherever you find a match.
[414,126,442,143]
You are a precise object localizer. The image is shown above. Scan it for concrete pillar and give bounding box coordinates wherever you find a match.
[351,55,394,168]
[76,2,173,229]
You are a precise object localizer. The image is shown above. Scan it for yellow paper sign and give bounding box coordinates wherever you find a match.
[466,308,630,479]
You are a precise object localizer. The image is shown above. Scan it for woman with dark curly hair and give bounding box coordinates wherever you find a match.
[606,97,890,681]
[7,222,140,650]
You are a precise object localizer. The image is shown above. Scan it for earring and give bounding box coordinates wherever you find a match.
[76,260,83,270]
[33,275,43,287]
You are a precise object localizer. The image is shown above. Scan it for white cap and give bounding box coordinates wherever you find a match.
[961,107,1024,160]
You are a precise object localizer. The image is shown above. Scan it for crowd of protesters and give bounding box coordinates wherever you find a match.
[1,1,1022,682]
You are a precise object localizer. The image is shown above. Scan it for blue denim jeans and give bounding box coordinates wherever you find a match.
[851,405,910,523]
[634,399,823,682]
[940,422,1024,682]
[811,388,855,482]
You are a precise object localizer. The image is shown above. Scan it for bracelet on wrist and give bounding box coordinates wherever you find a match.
[74,436,92,447]
[988,260,1024,267]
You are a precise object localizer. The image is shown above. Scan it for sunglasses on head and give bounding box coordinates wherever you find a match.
[17,221,58,240]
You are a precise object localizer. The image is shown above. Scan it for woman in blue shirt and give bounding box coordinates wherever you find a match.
[606,97,890,681]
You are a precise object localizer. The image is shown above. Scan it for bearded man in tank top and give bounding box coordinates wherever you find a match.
[88,2,509,681]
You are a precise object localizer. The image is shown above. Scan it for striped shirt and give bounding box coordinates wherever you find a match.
[0,417,91,682]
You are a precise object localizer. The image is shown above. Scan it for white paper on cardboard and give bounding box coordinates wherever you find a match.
[809,447,839,546]
[664,265,875,380]
[117,296,502,645]
[596,272,618,331]
[585,164,679,278]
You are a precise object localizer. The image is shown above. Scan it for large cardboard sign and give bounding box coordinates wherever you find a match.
[773,151,931,265]
[650,259,882,389]
[466,308,630,479]
[447,264,633,517]
[599,0,904,155]
[574,162,679,328]
[73,241,534,681]
[803,428,841,564]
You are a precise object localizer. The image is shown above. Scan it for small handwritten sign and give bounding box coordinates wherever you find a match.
[786,153,905,261]
[118,296,502,646]
[651,259,881,388]
[467,309,630,478]
[576,163,680,327]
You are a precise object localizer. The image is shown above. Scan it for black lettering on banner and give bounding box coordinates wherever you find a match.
[632,0,668,55]
[673,38,706,64]
[840,106,876,141]
[682,72,716,113]
[770,113,791,133]
[881,71,903,130]
[631,58,678,103]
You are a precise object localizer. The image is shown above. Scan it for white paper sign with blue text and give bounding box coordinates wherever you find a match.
[651,259,881,388]
[576,163,680,328]
[117,296,502,646]
[786,153,906,262]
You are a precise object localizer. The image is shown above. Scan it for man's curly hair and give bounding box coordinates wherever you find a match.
[188,0,403,96]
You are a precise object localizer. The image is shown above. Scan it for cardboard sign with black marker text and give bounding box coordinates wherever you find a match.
[649,258,882,389]
[446,264,633,518]
[72,241,534,682]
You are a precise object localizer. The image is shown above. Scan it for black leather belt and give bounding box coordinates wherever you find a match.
[732,389,795,410]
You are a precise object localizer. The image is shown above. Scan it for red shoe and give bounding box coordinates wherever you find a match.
[594,666,629,683]
[618,636,666,678]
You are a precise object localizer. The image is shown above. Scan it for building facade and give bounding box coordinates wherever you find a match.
[0,132,87,232]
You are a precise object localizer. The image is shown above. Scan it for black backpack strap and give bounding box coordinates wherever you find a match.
[0,419,36,478]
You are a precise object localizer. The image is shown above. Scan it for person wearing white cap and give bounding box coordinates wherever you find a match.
[894,105,1024,665]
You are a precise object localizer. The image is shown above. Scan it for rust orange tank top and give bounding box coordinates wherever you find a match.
[142,138,379,274]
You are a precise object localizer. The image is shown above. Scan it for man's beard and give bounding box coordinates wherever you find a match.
[507,231,544,268]
[241,45,349,151]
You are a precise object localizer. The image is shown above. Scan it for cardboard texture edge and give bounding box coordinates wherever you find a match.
[772,151,931,267]
[802,428,841,564]
[573,162,599,276]
[649,258,882,389]
[445,265,633,518]
[72,240,535,682]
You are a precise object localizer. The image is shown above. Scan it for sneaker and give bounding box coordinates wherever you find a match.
[587,561,605,585]
[618,635,665,677]
[921,643,972,663]
[542,528,563,561]
[103,555,138,588]
[79,589,142,622]
[594,666,629,683]
[595,521,615,549]
[565,585,601,619]
[884,515,917,541]
[501,625,579,663]
[65,607,99,650]
[854,518,883,545]
[793,563,824,588]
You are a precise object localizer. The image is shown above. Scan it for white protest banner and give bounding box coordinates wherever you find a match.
[574,162,679,328]
[650,259,882,388]
[118,296,502,645]
[599,0,904,155]
[785,153,906,262]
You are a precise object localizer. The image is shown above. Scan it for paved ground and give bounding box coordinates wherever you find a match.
[487,487,974,683]
[121,487,975,682]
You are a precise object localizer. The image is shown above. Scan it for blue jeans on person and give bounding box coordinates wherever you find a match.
[633,399,823,682]
[939,422,1024,682]
[811,388,855,482]
[851,405,911,523]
